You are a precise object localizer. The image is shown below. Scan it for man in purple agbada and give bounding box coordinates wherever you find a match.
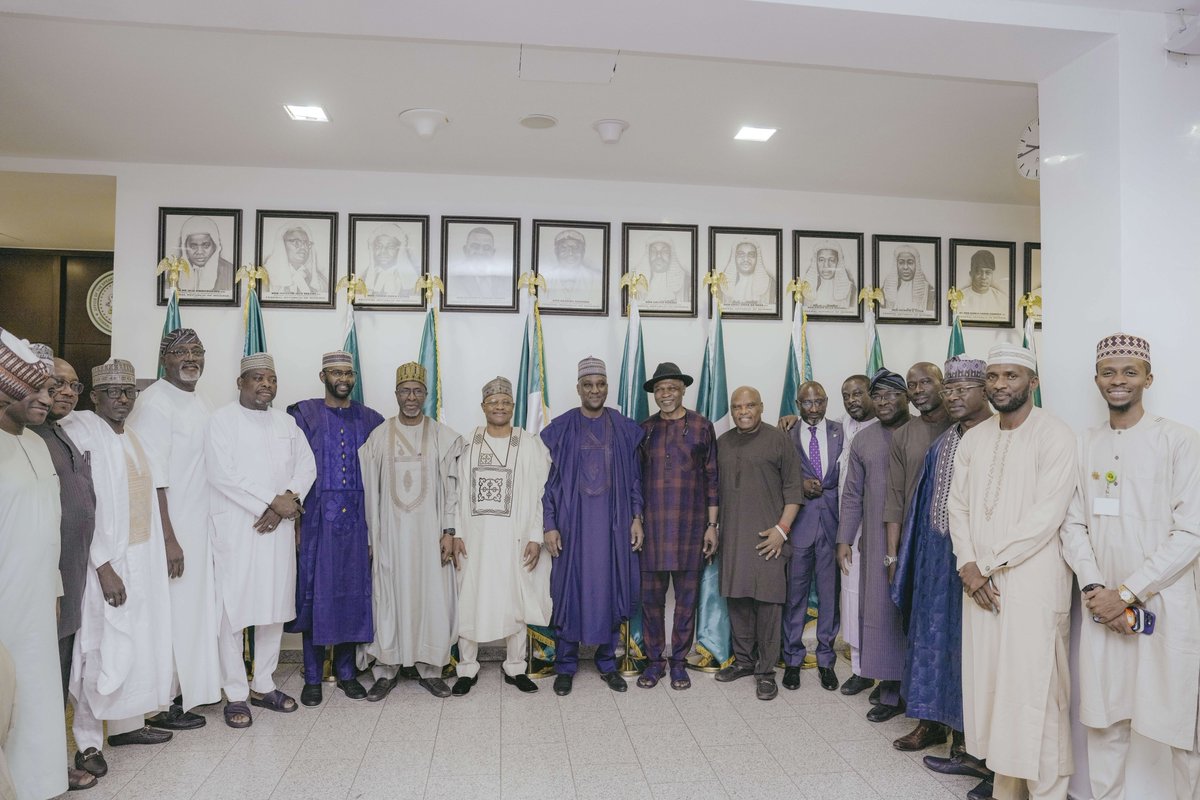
[286,351,383,706]
[540,356,645,697]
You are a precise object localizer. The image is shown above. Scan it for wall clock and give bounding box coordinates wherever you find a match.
[1017,119,1039,180]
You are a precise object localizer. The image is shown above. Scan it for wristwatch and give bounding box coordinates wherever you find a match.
[443,528,456,538]
[883,555,897,567]
[1118,584,1138,605]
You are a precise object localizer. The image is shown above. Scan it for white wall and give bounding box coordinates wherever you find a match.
[33,160,1041,429]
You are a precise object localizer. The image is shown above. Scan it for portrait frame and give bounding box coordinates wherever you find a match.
[621,223,698,318]
[949,238,1017,328]
[793,230,864,323]
[1024,241,1042,330]
[347,214,429,311]
[156,207,241,307]
[872,234,942,326]
[439,216,520,313]
[255,210,338,309]
[532,219,609,317]
[708,226,782,321]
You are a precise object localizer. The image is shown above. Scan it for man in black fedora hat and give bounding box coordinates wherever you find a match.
[635,362,719,690]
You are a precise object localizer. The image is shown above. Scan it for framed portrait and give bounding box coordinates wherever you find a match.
[440,216,519,313]
[156,207,241,306]
[256,210,337,308]
[533,220,609,316]
[794,230,864,323]
[621,223,697,318]
[949,239,1017,328]
[872,235,942,325]
[1024,242,1041,329]
[708,227,782,320]
[348,214,428,310]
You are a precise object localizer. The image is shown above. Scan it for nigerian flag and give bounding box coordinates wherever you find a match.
[779,297,814,417]
[693,307,733,667]
[514,295,550,432]
[862,289,884,374]
[243,287,267,357]
[418,305,441,420]
[948,309,965,359]
[1024,316,1043,407]
[343,301,364,404]
[617,298,649,668]
[158,287,182,378]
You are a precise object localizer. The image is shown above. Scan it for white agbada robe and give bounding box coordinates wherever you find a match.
[1060,416,1200,750]
[359,416,463,672]
[60,411,174,722]
[0,429,66,800]
[948,407,1077,790]
[838,414,876,668]
[204,402,316,630]
[455,427,552,642]
[127,379,221,709]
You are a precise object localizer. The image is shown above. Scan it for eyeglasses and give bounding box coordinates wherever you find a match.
[483,399,514,408]
[47,379,85,395]
[798,399,827,409]
[939,386,982,398]
[100,387,140,400]
[324,369,355,379]
[396,387,427,398]
[869,390,904,401]
[165,347,206,359]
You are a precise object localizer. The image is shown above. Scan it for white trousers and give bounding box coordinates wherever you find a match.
[840,538,862,673]
[217,610,282,702]
[1086,721,1200,800]
[456,632,527,679]
[71,703,142,754]
[372,661,442,680]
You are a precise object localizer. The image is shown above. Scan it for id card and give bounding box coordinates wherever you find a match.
[1093,497,1120,516]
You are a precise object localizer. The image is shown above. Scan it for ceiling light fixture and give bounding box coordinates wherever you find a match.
[520,114,558,130]
[284,105,328,122]
[592,119,629,144]
[735,126,776,142]
[399,108,450,139]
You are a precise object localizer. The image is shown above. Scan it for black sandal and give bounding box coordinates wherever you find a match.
[223,700,253,728]
[250,689,298,713]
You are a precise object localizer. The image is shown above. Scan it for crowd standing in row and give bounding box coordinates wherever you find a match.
[0,324,1196,800]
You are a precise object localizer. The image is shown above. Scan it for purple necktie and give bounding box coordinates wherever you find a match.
[808,425,822,477]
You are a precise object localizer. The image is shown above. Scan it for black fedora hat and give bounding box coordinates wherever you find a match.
[644,362,694,392]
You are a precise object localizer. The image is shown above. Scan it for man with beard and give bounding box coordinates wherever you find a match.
[0,330,67,800]
[541,357,645,696]
[1060,334,1200,799]
[884,362,952,749]
[359,362,463,700]
[892,357,994,798]
[543,229,604,307]
[949,343,1076,800]
[126,329,220,731]
[722,240,776,309]
[837,375,878,697]
[286,352,383,705]
[205,353,316,727]
[882,244,935,315]
[359,224,420,299]
[781,381,842,692]
[641,240,689,306]
[957,250,1007,319]
[836,369,911,722]
[62,359,175,773]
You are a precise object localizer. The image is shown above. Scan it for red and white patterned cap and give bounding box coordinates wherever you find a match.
[1096,333,1150,366]
[0,327,51,401]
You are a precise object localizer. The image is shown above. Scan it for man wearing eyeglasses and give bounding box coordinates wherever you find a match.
[284,351,383,706]
[126,329,221,732]
[358,362,463,700]
[61,359,176,774]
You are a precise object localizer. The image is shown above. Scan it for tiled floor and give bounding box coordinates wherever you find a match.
[55,659,983,800]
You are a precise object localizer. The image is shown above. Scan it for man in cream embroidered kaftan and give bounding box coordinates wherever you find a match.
[1059,334,1200,800]
[359,362,463,699]
[452,376,551,694]
[947,344,1077,800]
[62,360,174,759]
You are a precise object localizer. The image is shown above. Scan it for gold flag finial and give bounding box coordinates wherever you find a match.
[619,272,649,299]
[702,270,728,313]
[784,278,812,304]
[156,256,191,290]
[518,271,547,297]
[337,274,369,305]
[415,274,445,304]
[858,286,884,310]
[947,287,965,313]
[235,264,269,291]
[1019,291,1042,322]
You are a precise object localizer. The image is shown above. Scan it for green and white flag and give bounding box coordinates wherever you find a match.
[514,288,550,433]
[343,302,365,404]
[779,289,813,417]
[617,298,649,423]
[861,287,885,374]
[416,276,444,420]
[237,266,269,357]
[947,289,965,359]
[1023,315,1043,408]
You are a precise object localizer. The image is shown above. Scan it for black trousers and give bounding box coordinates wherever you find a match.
[726,597,782,676]
[59,632,74,704]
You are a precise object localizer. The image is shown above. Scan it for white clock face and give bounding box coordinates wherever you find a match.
[1017,119,1039,181]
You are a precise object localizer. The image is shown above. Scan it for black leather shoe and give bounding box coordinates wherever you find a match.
[782,666,801,690]
[451,675,477,696]
[365,677,395,702]
[866,702,906,723]
[839,673,874,696]
[818,666,839,691]
[300,683,323,707]
[504,673,539,693]
[418,677,452,698]
[756,677,778,701]
[107,726,172,746]
[893,720,948,751]
[967,778,995,800]
[868,685,882,705]
[399,665,420,679]
[600,672,628,692]
[146,705,206,730]
[714,663,755,683]
[74,748,108,778]
[338,679,367,700]
[553,674,574,696]
[923,753,993,780]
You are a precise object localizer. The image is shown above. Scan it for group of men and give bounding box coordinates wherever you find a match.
[0,322,1197,800]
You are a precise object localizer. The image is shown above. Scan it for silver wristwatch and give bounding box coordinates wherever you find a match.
[883,555,898,567]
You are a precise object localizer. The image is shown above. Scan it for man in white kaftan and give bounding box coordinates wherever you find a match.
[837,374,877,696]
[1060,333,1200,799]
[0,330,66,800]
[205,353,315,727]
[948,344,1077,800]
[359,361,463,700]
[62,359,175,768]
[127,329,220,727]
[451,376,551,696]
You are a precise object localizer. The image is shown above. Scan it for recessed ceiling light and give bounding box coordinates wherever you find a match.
[735,126,776,142]
[284,105,328,122]
[520,114,558,130]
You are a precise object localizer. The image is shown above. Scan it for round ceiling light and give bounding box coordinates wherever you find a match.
[520,114,558,130]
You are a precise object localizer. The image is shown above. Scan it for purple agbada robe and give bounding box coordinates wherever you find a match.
[286,399,384,645]
[541,408,645,645]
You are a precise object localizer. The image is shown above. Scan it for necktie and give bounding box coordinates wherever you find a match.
[809,425,822,477]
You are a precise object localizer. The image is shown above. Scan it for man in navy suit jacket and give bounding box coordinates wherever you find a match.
[782,381,843,691]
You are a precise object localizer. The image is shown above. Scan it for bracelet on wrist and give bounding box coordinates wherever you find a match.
[774,524,788,540]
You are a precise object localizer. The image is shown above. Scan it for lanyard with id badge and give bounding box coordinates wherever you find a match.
[1093,469,1120,517]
